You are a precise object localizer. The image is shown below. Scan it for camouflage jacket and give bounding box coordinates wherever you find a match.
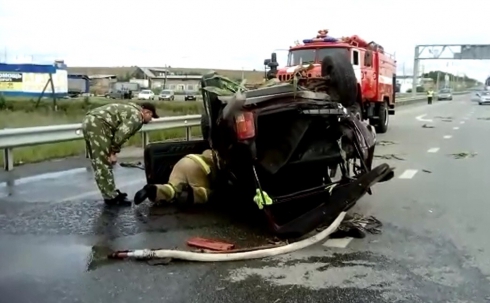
[86,102,144,152]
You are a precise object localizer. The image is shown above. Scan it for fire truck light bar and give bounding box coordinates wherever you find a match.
[303,37,338,44]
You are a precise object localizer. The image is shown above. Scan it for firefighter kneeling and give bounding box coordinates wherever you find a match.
[133,150,216,205]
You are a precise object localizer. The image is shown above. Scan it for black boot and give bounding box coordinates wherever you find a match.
[104,190,131,206]
[133,184,157,205]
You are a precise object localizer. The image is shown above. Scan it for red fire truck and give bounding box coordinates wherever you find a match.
[271,29,397,133]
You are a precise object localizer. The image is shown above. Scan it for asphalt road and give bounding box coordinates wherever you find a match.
[2,94,490,303]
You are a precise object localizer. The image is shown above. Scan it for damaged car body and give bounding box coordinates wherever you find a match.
[143,55,395,238]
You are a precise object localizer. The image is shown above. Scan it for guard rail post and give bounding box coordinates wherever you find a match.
[3,148,13,171]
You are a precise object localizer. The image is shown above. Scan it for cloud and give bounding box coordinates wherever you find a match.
[0,0,488,80]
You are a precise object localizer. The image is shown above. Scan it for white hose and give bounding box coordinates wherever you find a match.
[128,211,346,262]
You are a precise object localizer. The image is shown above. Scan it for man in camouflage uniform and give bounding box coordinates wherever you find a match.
[82,102,159,205]
[133,149,217,206]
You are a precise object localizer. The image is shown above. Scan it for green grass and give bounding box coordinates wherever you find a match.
[0,97,204,167]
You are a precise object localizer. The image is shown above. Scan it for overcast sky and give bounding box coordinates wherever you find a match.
[0,0,488,80]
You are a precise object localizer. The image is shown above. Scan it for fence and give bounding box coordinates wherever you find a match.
[0,115,202,171]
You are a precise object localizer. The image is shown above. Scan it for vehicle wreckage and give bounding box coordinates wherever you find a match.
[108,54,395,263]
[143,53,394,236]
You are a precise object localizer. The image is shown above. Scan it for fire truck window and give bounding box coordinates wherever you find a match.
[288,48,348,66]
[352,50,359,66]
[364,51,372,67]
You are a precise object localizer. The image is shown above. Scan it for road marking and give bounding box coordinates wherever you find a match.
[460,121,465,124]
[416,114,433,122]
[427,148,440,153]
[443,135,452,139]
[323,238,354,248]
[61,179,145,202]
[453,127,459,130]
[399,169,418,179]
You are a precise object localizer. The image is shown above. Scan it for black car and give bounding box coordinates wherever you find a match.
[143,55,393,237]
[184,92,197,101]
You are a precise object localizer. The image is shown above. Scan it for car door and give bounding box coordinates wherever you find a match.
[144,140,210,184]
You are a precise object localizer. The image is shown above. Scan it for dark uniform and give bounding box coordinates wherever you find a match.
[134,149,217,205]
[82,102,158,205]
[427,90,434,104]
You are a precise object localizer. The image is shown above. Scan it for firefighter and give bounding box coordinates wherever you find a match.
[82,102,159,205]
[133,149,217,205]
[427,89,434,104]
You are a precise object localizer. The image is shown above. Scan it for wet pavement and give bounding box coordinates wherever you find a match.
[2,94,490,303]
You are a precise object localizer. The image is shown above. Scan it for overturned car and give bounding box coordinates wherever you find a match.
[143,54,394,238]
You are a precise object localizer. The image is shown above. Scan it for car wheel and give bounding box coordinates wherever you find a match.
[171,96,174,101]
[320,52,357,107]
[479,102,482,105]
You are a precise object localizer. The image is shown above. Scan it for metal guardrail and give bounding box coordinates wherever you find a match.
[0,115,202,171]
[0,92,470,171]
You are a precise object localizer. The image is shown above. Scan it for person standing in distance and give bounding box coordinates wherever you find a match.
[82,102,159,205]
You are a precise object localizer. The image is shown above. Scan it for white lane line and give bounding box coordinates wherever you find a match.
[443,135,452,139]
[416,114,433,122]
[453,127,459,130]
[399,169,418,179]
[460,121,465,124]
[427,148,440,153]
[323,223,367,248]
[323,238,354,248]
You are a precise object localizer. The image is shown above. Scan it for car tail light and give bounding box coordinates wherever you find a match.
[235,112,255,140]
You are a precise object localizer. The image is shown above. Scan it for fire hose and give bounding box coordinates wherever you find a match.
[109,211,346,262]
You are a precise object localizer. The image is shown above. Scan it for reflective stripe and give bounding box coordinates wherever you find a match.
[186,154,211,175]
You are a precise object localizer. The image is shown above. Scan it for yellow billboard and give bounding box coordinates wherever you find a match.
[0,72,23,91]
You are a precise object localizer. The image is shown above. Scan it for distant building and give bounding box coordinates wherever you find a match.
[131,67,201,92]
[396,75,434,92]
[88,74,117,95]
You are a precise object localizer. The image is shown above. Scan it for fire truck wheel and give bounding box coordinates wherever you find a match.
[374,102,389,134]
[320,53,357,107]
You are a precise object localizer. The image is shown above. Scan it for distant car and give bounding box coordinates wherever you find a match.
[158,90,175,101]
[437,89,452,101]
[478,91,490,105]
[138,90,155,100]
[184,92,197,101]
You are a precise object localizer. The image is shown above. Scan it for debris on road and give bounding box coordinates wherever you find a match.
[376,140,397,146]
[422,124,435,128]
[448,152,477,159]
[374,154,405,160]
[441,119,453,122]
[119,161,145,170]
[477,117,490,121]
[186,237,235,251]
[329,213,383,239]
[422,169,432,173]
[435,116,453,120]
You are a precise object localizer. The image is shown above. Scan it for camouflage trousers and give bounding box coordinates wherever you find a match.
[82,115,117,200]
[153,156,213,204]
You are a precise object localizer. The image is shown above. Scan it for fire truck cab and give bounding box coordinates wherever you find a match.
[268,29,397,133]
